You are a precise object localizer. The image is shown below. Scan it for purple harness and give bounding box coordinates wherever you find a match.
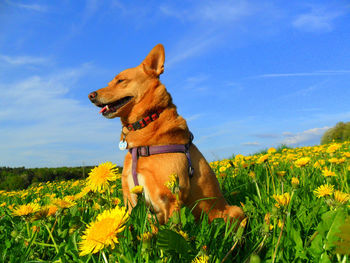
[128,133,194,186]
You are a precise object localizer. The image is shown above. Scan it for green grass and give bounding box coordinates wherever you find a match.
[0,142,349,262]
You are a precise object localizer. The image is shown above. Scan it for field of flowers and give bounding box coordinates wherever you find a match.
[0,141,349,262]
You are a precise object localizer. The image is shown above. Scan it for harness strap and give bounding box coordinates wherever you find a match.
[129,133,194,186]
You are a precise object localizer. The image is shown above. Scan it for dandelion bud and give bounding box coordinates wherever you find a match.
[291,177,300,187]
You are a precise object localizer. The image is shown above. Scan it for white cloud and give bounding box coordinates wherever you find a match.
[256,70,350,78]
[0,64,125,167]
[242,142,260,146]
[0,54,50,66]
[162,0,264,66]
[7,1,48,12]
[185,114,203,122]
[281,127,330,145]
[160,0,254,24]
[166,36,218,67]
[292,6,345,33]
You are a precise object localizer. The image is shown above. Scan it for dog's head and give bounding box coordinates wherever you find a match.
[88,44,166,120]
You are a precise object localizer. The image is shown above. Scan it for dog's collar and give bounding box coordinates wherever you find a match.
[125,109,164,131]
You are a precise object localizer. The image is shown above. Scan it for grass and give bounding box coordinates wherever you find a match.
[0,142,349,262]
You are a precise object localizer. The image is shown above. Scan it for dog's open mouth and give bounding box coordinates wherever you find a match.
[98,96,133,115]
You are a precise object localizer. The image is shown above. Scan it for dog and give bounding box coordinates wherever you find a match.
[89,44,244,224]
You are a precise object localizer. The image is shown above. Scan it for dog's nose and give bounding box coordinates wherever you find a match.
[88,91,97,102]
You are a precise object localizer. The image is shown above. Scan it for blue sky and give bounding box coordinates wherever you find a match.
[1,0,350,168]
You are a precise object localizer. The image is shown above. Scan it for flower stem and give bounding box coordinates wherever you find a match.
[221,240,238,263]
[44,223,59,254]
[102,251,109,263]
[254,180,262,201]
[272,215,286,263]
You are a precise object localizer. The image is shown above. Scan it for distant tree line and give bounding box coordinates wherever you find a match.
[0,166,96,191]
[321,121,350,144]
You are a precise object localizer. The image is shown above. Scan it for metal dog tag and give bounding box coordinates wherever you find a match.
[119,140,127,151]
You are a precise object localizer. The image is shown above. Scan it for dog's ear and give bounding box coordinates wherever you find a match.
[141,44,165,77]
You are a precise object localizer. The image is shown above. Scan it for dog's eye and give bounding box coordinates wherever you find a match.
[117,79,124,84]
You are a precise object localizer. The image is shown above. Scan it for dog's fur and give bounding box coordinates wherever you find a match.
[89,44,244,224]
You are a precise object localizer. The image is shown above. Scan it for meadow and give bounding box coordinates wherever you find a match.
[0,142,349,262]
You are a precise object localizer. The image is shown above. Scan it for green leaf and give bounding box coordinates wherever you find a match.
[156,229,190,257]
[334,216,350,255]
[319,252,332,263]
[309,233,323,259]
[291,226,307,259]
[322,209,346,250]
[309,209,347,260]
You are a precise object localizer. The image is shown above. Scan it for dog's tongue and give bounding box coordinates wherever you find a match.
[99,105,109,114]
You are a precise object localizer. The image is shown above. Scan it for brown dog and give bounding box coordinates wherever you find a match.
[89,44,243,224]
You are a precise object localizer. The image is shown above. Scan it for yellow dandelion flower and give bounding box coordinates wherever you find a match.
[313,161,322,169]
[326,143,341,154]
[79,206,129,256]
[74,186,91,200]
[257,154,269,164]
[12,203,41,217]
[278,219,283,229]
[52,197,76,209]
[277,171,286,177]
[86,162,119,192]
[131,185,143,194]
[33,205,58,221]
[337,157,346,164]
[268,147,276,154]
[322,167,336,177]
[248,171,256,179]
[273,193,291,208]
[47,205,58,216]
[334,190,350,204]
[219,166,227,173]
[192,255,209,263]
[92,202,101,211]
[32,225,40,233]
[291,177,300,187]
[294,157,311,168]
[112,197,121,206]
[165,173,178,192]
[176,230,189,240]
[150,224,158,234]
[137,231,153,241]
[343,152,350,158]
[328,157,339,164]
[72,181,80,187]
[314,184,334,198]
[241,162,249,169]
[235,154,244,161]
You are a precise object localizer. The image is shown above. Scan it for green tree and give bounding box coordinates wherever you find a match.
[321,121,350,144]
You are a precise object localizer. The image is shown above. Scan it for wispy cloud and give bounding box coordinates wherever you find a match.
[185,114,203,122]
[281,126,330,145]
[253,133,280,139]
[70,0,99,34]
[242,142,260,146]
[0,63,125,167]
[6,1,48,12]
[162,0,264,66]
[0,54,50,66]
[167,36,218,67]
[160,0,254,24]
[256,70,350,78]
[292,5,346,33]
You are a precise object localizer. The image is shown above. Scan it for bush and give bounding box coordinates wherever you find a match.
[321,122,350,144]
